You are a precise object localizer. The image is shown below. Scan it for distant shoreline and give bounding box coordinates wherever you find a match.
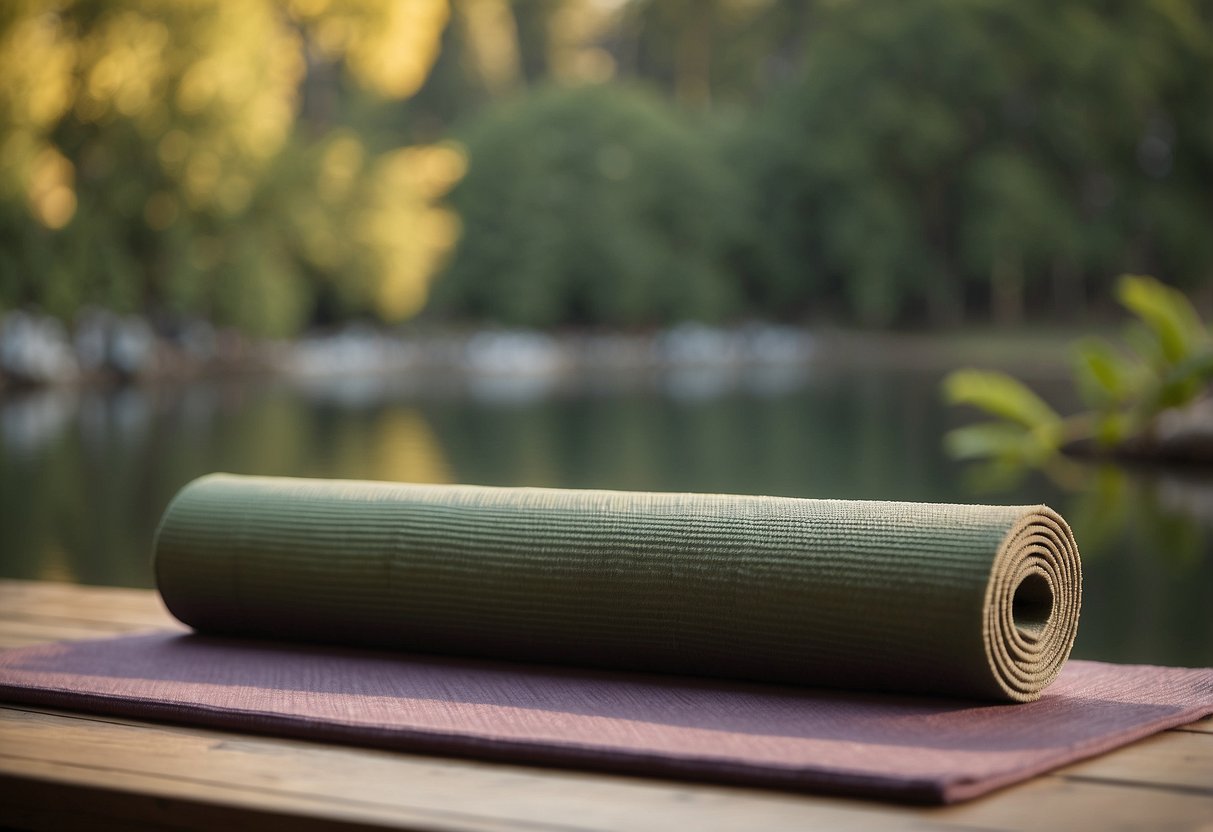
[0,311,1094,392]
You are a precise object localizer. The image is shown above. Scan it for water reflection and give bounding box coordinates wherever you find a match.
[1,368,1209,667]
[1,387,75,458]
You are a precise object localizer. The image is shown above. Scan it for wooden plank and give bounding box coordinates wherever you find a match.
[1177,716,1213,735]
[0,773,410,832]
[0,580,173,628]
[0,579,163,610]
[0,605,177,629]
[1,579,1211,831]
[927,778,1213,832]
[0,634,68,650]
[0,581,181,650]
[0,618,145,645]
[1050,729,1213,792]
[0,706,916,832]
[3,705,1213,832]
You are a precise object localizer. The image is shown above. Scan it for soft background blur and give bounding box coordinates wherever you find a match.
[1,1,1211,666]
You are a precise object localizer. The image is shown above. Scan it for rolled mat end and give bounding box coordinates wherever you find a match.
[984,507,1082,702]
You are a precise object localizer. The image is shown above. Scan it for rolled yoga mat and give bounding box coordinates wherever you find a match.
[3,474,1211,803]
[154,473,1082,702]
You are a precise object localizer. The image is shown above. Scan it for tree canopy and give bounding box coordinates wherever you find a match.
[737,0,1213,326]
[0,0,456,336]
[435,83,742,327]
[2,0,1211,333]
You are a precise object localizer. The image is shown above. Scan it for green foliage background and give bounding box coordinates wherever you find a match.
[734,0,1213,327]
[435,84,742,327]
[2,0,1212,334]
[944,275,1213,464]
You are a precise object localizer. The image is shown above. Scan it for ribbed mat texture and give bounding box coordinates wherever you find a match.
[5,473,1210,803]
[156,473,1082,702]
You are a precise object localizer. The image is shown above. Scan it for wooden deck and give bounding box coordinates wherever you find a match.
[0,579,1209,831]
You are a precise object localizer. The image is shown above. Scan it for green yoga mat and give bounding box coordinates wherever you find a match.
[154,473,1082,702]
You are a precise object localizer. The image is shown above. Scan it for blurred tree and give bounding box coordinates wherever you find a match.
[406,0,620,137]
[615,0,815,109]
[433,83,742,327]
[4,0,1212,336]
[454,0,524,96]
[737,0,1213,327]
[0,0,457,336]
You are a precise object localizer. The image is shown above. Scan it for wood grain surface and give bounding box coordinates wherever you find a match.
[0,579,1209,831]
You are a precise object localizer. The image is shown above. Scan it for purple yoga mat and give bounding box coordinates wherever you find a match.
[1,632,1210,803]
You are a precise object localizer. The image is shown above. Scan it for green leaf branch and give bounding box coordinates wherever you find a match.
[943,275,1213,465]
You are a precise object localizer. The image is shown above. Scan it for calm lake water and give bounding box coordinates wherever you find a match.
[2,364,1210,667]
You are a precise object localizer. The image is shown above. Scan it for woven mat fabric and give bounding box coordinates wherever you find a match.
[0,633,1209,803]
[4,473,1209,803]
[155,474,1082,702]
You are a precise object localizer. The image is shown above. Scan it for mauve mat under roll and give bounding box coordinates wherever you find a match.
[0,634,1209,803]
[2,473,1210,803]
[154,473,1082,702]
